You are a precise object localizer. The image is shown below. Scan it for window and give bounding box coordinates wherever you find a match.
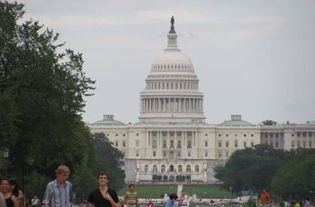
[163,151,166,157]
[188,151,191,157]
[297,132,301,137]
[251,134,254,137]
[308,132,313,137]
[115,133,118,136]
[205,133,208,136]
[170,165,174,172]
[205,141,208,147]
[226,151,229,157]
[144,165,149,172]
[153,165,158,172]
[297,141,301,147]
[163,140,167,148]
[186,165,191,172]
[225,141,229,148]
[195,165,199,172]
[187,140,192,148]
[178,165,182,172]
[244,134,247,137]
[218,152,222,158]
[303,132,307,137]
[218,134,222,137]
[234,140,238,147]
[177,151,181,157]
[153,151,156,157]
[244,142,247,148]
[226,134,229,137]
[291,141,295,148]
[136,151,139,157]
[123,141,126,147]
[205,151,208,157]
[291,133,295,136]
[152,139,157,148]
[170,140,174,148]
[136,133,139,136]
[136,140,139,147]
[218,142,222,147]
[177,140,181,148]
[161,165,165,172]
[123,133,126,136]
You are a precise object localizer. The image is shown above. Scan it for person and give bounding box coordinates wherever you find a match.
[0,178,19,207]
[42,165,72,207]
[295,201,301,207]
[179,190,189,207]
[9,180,24,207]
[260,190,270,207]
[31,196,40,207]
[147,200,154,207]
[123,184,138,207]
[86,172,119,207]
[165,194,178,207]
[303,198,311,207]
[0,192,7,207]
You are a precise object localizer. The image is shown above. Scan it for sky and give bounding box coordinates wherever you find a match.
[16,0,315,124]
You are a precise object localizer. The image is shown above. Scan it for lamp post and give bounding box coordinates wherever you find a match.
[3,148,9,176]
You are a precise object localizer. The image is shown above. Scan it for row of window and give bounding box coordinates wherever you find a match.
[218,133,255,137]
[217,140,255,148]
[152,64,193,71]
[291,140,313,148]
[146,81,198,90]
[143,164,200,173]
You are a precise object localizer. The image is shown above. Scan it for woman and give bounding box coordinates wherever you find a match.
[0,178,19,207]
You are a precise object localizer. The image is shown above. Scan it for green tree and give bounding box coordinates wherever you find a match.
[215,144,290,194]
[270,149,315,200]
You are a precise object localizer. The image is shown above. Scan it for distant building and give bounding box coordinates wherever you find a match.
[89,18,315,184]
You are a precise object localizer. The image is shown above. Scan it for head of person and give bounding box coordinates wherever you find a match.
[0,178,11,194]
[97,172,109,187]
[128,184,136,192]
[169,193,178,201]
[55,165,70,184]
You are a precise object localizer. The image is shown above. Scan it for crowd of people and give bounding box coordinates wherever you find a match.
[1,165,314,207]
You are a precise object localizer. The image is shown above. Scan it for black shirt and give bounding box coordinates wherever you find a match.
[88,189,119,207]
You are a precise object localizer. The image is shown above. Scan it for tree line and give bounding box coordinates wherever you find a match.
[0,1,125,202]
[214,144,315,201]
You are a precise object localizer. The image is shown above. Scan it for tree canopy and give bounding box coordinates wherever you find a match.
[0,1,125,200]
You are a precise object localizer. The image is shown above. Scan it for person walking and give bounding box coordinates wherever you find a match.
[86,172,119,207]
[42,165,72,207]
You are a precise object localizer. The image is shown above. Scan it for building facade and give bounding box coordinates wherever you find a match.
[89,19,315,184]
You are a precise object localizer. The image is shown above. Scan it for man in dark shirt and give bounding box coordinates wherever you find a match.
[87,172,119,207]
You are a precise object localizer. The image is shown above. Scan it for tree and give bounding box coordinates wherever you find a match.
[270,149,315,200]
[215,144,290,194]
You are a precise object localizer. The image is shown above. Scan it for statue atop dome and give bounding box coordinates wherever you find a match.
[169,16,176,34]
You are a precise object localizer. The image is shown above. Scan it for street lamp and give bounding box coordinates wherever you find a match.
[3,148,9,176]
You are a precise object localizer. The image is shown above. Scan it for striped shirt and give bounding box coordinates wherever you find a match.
[42,179,72,207]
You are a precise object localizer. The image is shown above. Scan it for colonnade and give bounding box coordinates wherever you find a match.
[141,97,203,113]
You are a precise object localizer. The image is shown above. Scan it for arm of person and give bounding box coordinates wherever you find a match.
[11,195,20,207]
[104,192,120,207]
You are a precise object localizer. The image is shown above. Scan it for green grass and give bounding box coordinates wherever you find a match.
[117,185,231,198]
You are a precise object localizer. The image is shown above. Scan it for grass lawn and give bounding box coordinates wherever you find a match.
[117,185,231,198]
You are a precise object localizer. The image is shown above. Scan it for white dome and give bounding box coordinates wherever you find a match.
[153,50,192,65]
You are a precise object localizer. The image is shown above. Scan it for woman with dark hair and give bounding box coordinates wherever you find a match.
[0,178,19,207]
[9,180,24,207]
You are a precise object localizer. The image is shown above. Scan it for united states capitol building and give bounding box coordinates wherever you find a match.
[89,18,315,184]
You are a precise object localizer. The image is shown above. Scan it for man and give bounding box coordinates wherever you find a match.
[124,184,138,207]
[87,172,119,207]
[42,165,72,207]
[165,194,178,207]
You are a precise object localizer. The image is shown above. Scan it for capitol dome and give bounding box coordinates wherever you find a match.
[139,17,205,123]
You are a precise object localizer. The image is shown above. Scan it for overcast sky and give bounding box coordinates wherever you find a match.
[17,0,315,124]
